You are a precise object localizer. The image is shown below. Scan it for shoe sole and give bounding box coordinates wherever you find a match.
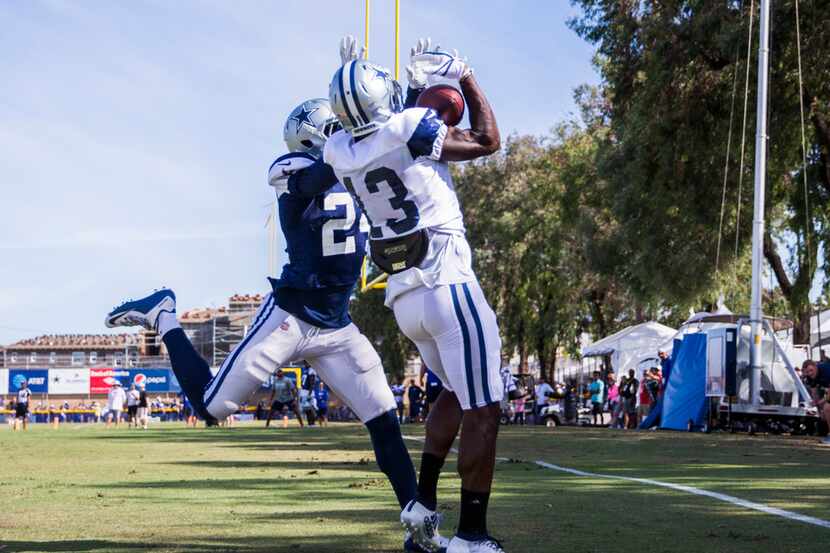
[105,296,175,328]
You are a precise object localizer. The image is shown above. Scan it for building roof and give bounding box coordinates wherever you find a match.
[5,333,141,351]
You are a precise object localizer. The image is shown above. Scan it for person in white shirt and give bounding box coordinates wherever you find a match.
[106,382,127,428]
[534,377,555,417]
[14,381,32,431]
[126,384,140,428]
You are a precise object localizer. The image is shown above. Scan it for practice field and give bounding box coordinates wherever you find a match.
[2,423,829,553]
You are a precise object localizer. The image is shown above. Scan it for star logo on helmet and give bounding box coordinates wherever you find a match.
[372,68,389,81]
[291,106,318,129]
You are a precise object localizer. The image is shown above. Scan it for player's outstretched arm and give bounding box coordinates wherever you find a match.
[440,73,500,162]
[410,47,500,161]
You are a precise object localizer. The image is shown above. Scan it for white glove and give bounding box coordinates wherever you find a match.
[268,153,315,193]
[339,35,366,65]
[405,37,433,89]
[410,47,473,83]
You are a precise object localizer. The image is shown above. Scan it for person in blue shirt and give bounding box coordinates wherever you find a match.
[314,381,330,427]
[589,371,606,425]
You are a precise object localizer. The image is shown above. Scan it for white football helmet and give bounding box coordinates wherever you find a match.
[283,98,341,156]
[329,59,403,137]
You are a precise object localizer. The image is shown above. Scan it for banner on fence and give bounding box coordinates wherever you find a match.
[0,369,7,395]
[129,369,173,392]
[89,368,131,393]
[9,369,49,393]
[48,369,90,394]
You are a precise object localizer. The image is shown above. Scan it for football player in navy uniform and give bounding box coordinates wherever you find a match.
[105,37,445,553]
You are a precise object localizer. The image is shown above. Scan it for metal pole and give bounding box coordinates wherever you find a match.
[749,0,772,406]
[364,0,370,59]
[394,0,400,80]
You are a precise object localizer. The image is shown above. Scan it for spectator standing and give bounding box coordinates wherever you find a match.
[391,381,405,423]
[137,385,150,429]
[589,371,605,425]
[14,381,32,431]
[298,387,318,426]
[658,349,672,386]
[106,382,126,428]
[512,396,526,425]
[620,369,639,429]
[645,366,662,404]
[607,374,622,429]
[407,379,424,423]
[314,381,330,427]
[535,377,555,420]
[802,360,830,445]
[638,371,652,421]
[126,384,140,428]
[266,369,304,428]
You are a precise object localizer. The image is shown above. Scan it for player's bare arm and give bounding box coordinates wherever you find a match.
[408,46,500,162]
[440,74,500,162]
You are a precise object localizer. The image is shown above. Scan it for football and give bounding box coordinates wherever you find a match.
[416,84,465,126]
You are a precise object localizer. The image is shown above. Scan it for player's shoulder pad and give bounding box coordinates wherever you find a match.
[268,152,317,193]
[389,107,446,161]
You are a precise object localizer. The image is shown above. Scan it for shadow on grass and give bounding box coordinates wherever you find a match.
[1,534,403,553]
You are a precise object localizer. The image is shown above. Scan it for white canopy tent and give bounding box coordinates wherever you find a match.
[810,309,830,349]
[581,321,677,376]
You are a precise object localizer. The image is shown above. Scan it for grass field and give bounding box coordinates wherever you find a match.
[2,422,829,553]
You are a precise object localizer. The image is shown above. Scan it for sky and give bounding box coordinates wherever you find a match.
[0,0,599,345]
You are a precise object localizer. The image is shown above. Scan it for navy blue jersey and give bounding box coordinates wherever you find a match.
[268,153,367,329]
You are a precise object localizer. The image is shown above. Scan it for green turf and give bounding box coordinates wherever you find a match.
[2,423,829,552]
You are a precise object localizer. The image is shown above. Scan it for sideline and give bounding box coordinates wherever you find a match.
[402,435,830,530]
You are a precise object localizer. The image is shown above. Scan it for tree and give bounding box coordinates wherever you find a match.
[569,0,830,342]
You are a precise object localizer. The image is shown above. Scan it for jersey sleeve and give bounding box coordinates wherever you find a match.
[268,152,317,194]
[287,158,338,198]
[268,152,338,198]
[393,108,448,161]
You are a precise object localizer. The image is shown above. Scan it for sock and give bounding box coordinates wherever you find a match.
[365,409,417,509]
[416,452,445,511]
[157,310,180,338]
[162,328,214,419]
[457,488,490,540]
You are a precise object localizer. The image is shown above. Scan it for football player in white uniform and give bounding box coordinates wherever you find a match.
[317,43,505,553]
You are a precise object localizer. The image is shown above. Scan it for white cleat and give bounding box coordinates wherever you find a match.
[105,289,176,331]
[447,536,505,553]
[401,500,448,552]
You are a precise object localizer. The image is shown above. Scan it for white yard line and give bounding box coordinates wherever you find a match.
[402,435,830,530]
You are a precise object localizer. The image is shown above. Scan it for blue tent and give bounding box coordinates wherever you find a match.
[638,338,680,429]
[659,333,708,431]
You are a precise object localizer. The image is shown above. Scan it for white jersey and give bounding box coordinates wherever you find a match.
[17,388,31,405]
[324,108,475,305]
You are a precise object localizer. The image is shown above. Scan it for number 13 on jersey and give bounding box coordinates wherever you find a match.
[343,166,420,239]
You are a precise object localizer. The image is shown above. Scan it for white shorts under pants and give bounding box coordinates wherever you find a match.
[392,280,504,410]
[202,294,396,422]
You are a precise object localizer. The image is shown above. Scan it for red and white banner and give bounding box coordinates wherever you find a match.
[89,368,131,394]
[48,369,90,394]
